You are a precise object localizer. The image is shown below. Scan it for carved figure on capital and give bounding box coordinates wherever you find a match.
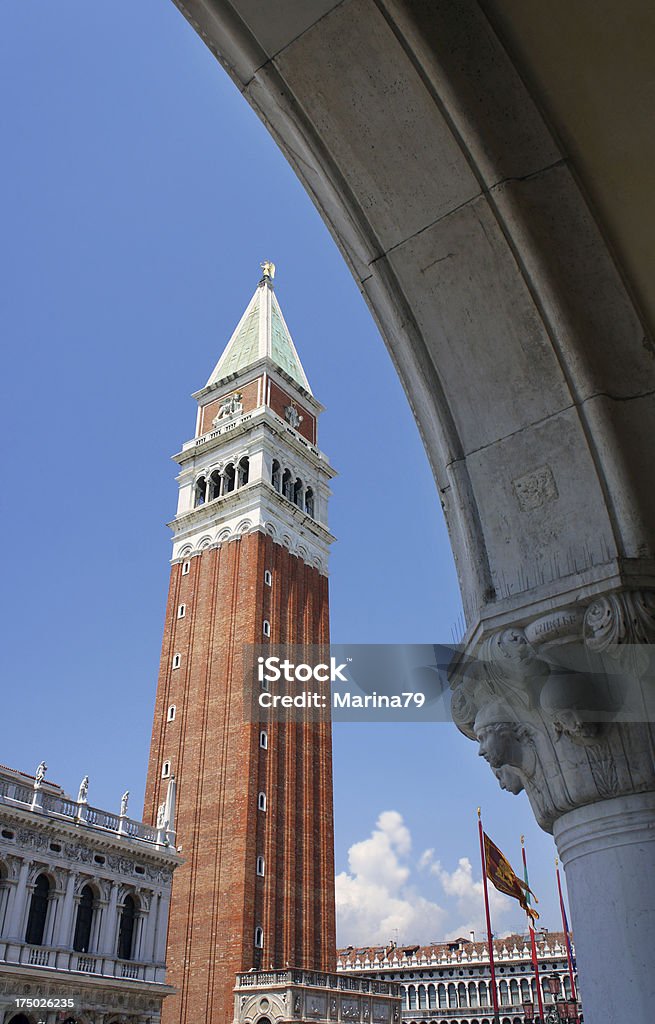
[584,589,655,680]
[451,606,655,830]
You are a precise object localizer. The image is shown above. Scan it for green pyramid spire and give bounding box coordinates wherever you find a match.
[207,263,312,393]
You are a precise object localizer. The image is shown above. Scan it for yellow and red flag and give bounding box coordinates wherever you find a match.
[483,832,539,921]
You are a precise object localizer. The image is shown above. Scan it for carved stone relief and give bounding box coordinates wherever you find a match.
[451,589,655,831]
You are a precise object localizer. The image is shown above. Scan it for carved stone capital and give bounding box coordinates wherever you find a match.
[451,589,655,831]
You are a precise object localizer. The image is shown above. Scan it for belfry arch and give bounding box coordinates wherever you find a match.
[169,4,655,1024]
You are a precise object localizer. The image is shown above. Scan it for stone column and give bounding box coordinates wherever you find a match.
[141,892,159,964]
[10,860,32,941]
[153,889,171,963]
[54,871,76,948]
[554,792,655,1022]
[99,882,119,955]
[1,857,25,940]
[450,589,655,1024]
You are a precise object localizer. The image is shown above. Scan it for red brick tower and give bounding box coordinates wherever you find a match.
[144,263,337,1024]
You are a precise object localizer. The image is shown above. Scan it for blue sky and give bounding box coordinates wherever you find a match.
[0,1,565,945]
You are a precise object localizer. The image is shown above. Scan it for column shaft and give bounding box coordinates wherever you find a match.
[554,791,655,1024]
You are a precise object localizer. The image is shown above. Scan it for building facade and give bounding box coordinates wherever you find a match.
[0,764,179,1024]
[144,263,338,1024]
[338,934,581,1024]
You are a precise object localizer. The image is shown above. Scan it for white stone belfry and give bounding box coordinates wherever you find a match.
[169,264,336,574]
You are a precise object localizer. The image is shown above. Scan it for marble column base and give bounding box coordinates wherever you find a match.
[554,792,655,1024]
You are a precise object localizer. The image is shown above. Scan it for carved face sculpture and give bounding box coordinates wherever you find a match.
[494,764,525,795]
[476,722,515,768]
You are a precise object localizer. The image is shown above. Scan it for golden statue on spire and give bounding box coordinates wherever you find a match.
[261,260,276,280]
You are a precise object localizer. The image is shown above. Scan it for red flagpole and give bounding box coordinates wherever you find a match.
[556,857,578,1019]
[478,809,500,1024]
[521,836,545,1021]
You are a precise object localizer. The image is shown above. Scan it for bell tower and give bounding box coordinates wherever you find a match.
[145,263,337,1024]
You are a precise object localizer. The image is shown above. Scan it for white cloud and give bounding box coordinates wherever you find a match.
[336,813,525,949]
[420,850,519,940]
[336,811,446,946]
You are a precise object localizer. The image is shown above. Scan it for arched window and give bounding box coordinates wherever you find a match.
[117,894,137,960]
[468,981,478,1007]
[25,874,50,946]
[263,619,271,637]
[271,460,281,492]
[520,978,531,1002]
[418,984,426,1009]
[259,731,268,749]
[223,463,236,494]
[162,760,171,779]
[428,984,436,1009]
[509,979,519,1005]
[167,705,176,722]
[237,457,249,488]
[293,477,304,507]
[448,983,457,1008]
[194,476,206,507]
[172,653,181,669]
[282,469,293,500]
[499,980,509,1006]
[408,986,416,1010]
[258,792,267,811]
[208,469,222,501]
[264,569,272,586]
[73,885,94,953]
[458,982,468,1007]
[479,980,488,1005]
[437,984,447,1008]
[304,488,315,517]
[254,926,264,948]
[256,856,265,876]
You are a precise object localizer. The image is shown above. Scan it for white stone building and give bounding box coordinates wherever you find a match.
[338,934,581,1024]
[0,764,180,1024]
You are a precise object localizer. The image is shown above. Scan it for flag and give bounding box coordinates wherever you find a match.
[484,832,539,920]
[521,836,537,929]
[556,860,577,973]
[522,836,545,1021]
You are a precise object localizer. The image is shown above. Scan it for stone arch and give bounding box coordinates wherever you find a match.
[165,5,655,1022]
[175,0,655,634]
